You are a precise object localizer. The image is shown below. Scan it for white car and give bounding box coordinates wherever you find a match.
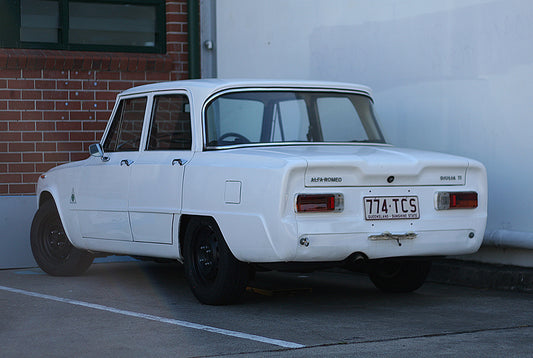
[31,79,487,304]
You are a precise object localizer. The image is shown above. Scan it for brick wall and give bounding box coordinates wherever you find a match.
[0,0,189,196]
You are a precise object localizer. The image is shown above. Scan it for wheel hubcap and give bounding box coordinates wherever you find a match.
[193,227,219,282]
[43,223,71,261]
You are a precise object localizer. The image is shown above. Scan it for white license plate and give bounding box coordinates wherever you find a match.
[364,196,420,220]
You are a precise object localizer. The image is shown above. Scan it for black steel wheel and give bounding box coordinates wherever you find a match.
[30,200,94,276]
[183,217,249,305]
[368,260,432,293]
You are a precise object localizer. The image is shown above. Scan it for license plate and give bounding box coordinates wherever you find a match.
[364,196,420,220]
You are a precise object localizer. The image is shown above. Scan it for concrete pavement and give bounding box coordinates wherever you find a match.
[1,260,532,357]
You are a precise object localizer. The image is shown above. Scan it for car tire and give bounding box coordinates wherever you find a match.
[30,200,94,276]
[368,260,432,293]
[183,217,249,305]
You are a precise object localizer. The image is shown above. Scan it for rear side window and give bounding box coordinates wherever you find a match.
[147,94,192,150]
[103,97,147,152]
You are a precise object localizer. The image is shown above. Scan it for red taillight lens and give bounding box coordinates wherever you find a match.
[296,194,343,213]
[436,192,478,210]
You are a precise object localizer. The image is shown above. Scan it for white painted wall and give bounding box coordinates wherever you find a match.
[214,0,533,257]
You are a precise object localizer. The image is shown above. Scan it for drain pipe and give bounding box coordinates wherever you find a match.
[483,229,533,250]
[188,0,201,79]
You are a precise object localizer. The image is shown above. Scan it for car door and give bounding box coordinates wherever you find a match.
[128,93,193,244]
[76,96,147,241]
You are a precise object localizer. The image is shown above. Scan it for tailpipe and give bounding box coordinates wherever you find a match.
[343,252,368,272]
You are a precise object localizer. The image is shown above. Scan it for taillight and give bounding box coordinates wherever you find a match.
[296,194,344,213]
[436,192,478,210]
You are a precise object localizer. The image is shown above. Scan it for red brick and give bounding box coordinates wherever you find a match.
[96,112,112,121]
[83,80,107,91]
[36,142,57,152]
[43,70,69,79]
[70,90,94,100]
[166,12,187,23]
[57,80,82,90]
[133,81,155,87]
[25,55,45,71]
[0,111,21,120]
[70,111,96,121]
[43,90,68,100]
[0,80,6,88]
[71,152,90,161]
[36,122,55,131]
[0,153,22,162]
[44,111,69,121]
[146,72,171,81]
[57,142,83,151]
[21,111,42,121]
[95,91,117,101]
[8,121,35,131]
[97,71,120,80]
[9,142,35,152]
[0,51,8,69]
[44,152,69,162]
[71,70,95,80]
[70,132,96,141]
[36,101,55,110]
[83,121,107,131]
[109,81,133,91]
[82,101,107,111]
[9,163,35,172]
[0,163,6,172]
[22,90,41,100]
[0,90,21,99]
[0,185,8,194]
[35,80,56,89]
[22,70,42,78]
[0,173,21,183]
[56,101,81,111]
[23,173,40,184]
[0,122,6,131]
[56,121,82,131]
[43,131,69,141]
[36,163,56,172]
[9,101,35,110]
[22,132,43,141]
[8,79,34,89]
[23,152,43,162]
[1,131,22,141]
[2,70,22,79]
[10,183,36,194]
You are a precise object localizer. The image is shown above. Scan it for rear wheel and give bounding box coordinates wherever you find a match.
[368,260,432,293]
[30,200,94,276]
[183,217,249,305]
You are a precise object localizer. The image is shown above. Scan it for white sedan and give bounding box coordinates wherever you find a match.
[31,79,487,304]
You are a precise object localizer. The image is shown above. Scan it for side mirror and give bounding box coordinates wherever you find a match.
[89,143,109,162]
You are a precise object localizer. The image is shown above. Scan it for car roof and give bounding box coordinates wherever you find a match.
[118,79,373,99]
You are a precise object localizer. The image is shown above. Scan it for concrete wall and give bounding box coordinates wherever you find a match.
[0,196,36,268]
[212,0,533,265]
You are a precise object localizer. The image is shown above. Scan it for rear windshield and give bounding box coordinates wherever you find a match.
[204,90,386,148]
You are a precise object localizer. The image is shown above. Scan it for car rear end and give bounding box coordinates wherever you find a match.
[288,146,487,263]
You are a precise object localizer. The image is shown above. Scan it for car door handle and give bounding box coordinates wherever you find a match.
[172,159,187,166]
[120,159,134,166]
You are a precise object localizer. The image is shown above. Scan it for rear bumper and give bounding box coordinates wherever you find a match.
[291,228,483,262]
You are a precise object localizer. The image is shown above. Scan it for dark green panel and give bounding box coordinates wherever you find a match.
[0,0,21,47]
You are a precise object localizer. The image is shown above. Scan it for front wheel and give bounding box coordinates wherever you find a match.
[183,217,249,305]
[368,260,432,293]
[30,200,94,276]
